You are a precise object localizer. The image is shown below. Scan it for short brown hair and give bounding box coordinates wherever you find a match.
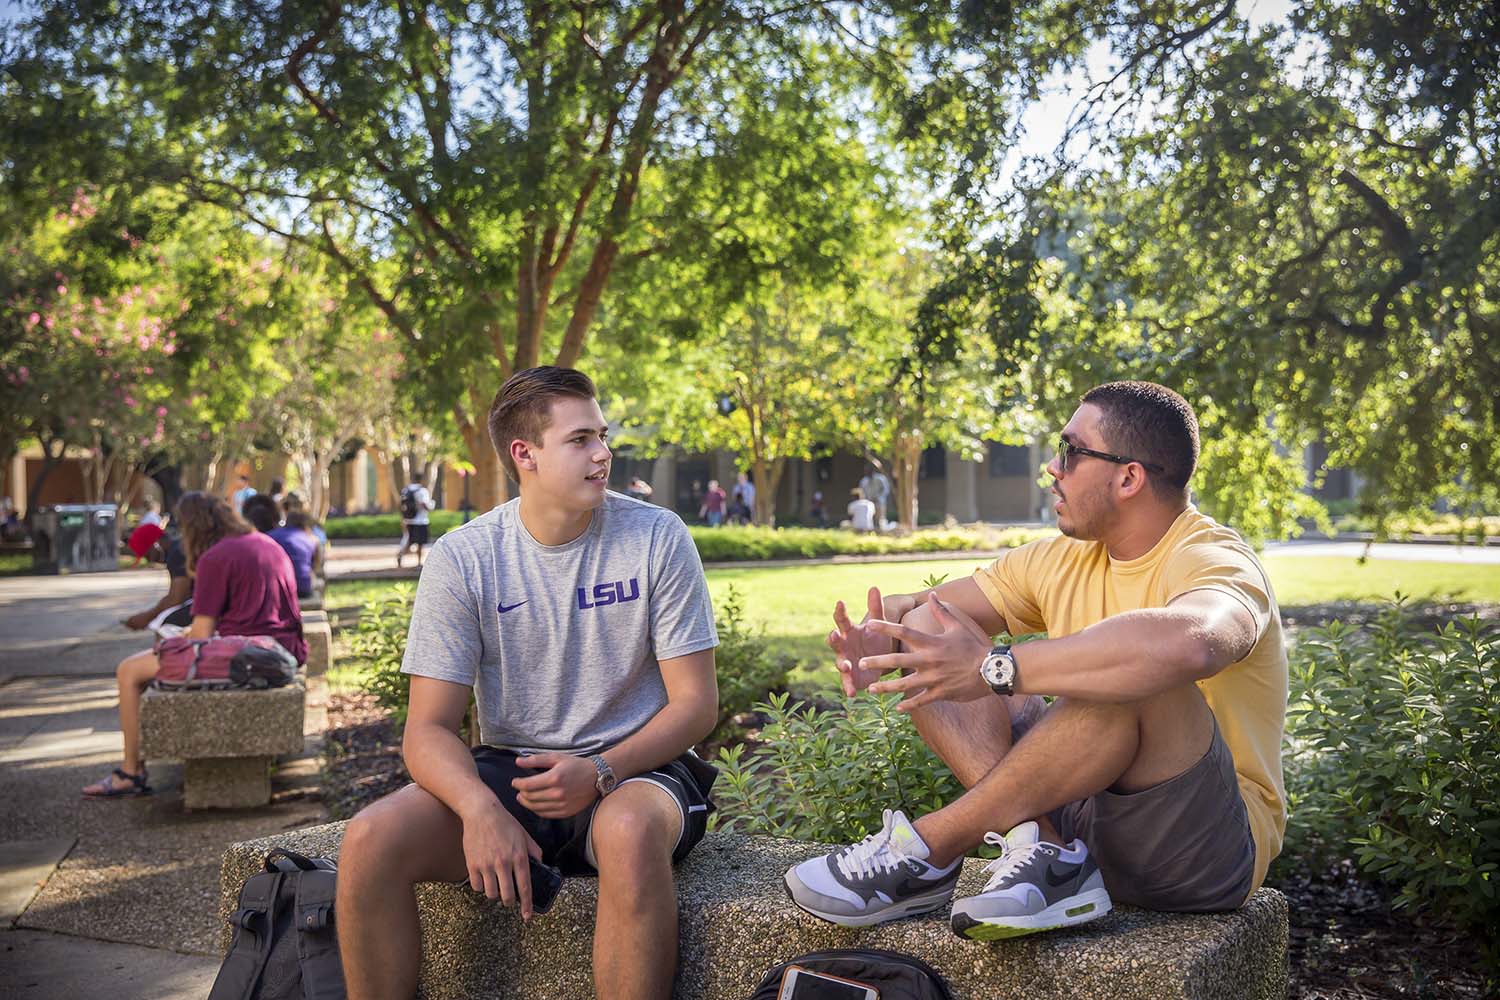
[487,366,597,480]
[175,491,253,573]
[1081,381,1200,500]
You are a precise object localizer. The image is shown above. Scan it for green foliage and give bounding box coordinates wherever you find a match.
[712,586,795,730]
[1282,605,1500,968]
[687,524,1050,562]
[325,511,467,540]
[713,691,962,841]
[1194,414,1332,547]
[350,585,417,725]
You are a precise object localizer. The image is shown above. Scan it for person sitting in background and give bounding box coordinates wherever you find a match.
[125,501,167,566]
[231,474,256,514]
[122,531,193,633]
[847,487,876,533]
[271,510,324,600]
[82,492,306,798]
[241,493,281,534]
[281,493,329,550]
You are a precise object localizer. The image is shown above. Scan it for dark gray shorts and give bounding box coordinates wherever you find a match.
[1011,700,1256,912]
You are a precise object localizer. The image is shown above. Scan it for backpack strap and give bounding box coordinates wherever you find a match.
[207,871,282,1000]
[294,869,347,1000]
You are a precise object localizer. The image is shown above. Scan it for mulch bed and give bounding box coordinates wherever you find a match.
[323,597,1498,998]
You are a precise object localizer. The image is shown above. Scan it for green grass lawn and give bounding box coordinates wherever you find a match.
[328,553,1500,694]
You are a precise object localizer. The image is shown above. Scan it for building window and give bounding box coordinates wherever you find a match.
[919,446,946,480]
[988,443,1031,478]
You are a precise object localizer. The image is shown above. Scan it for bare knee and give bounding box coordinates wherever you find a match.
[591,795,676,877]
[341,787,464,886]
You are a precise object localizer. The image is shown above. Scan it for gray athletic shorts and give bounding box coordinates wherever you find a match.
[1011,699,1256,912]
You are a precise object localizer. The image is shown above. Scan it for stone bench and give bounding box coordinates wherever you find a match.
[301,610,332,676]
[140,680,305,809]
[220,824,1287,999]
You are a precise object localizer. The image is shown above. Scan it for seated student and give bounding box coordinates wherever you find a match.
[241,493,281,534]
[121,531,193,633]
[270,510,324,600]
[336,366,719,1000]
[847,487,876,533]
[785,382,1286,940]
[82,492,306,798]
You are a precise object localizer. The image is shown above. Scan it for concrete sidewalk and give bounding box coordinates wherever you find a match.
[0,660,328,996]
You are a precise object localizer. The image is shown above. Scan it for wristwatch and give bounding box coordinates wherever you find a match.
[588,754,617,797]
[980,644,1019,697]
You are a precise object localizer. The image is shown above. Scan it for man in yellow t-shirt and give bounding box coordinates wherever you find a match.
[784,381,1287,941]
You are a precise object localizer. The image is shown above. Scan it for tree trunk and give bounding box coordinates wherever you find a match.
[24,434,64,529]
[752,457,785,527]
[460,422,508,512]
[893,428,923,533]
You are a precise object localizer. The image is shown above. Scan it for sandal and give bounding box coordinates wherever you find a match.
[82,767,152,798]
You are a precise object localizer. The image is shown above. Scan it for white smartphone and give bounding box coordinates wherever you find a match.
[777,966,880,1000]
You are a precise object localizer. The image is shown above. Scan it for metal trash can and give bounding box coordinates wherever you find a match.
[31,504,120,574]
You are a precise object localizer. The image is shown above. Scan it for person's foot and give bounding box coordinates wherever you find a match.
[82,767,151,798]
[784,809,961,926]
[950,821,1111,940]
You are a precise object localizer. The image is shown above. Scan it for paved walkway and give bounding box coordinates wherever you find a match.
[0,584,329,995]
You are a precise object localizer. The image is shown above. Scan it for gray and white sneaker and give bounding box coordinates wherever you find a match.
[950,821,1112,940]
[784,808,962,926]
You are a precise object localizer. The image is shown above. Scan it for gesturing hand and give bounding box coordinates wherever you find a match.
[512,753,599,818]
[829,587,923,696]
[460,799,543,919]
[863,594,993,712]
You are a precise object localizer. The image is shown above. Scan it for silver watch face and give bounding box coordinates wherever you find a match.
[982,651,1014,689]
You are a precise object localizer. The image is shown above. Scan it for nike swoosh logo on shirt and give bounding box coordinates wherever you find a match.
[497,600,528,614]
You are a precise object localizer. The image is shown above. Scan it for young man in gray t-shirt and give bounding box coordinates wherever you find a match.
[336,367,720,1000]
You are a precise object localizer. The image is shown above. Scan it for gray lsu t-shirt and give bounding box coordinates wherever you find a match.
[400,491,718,754]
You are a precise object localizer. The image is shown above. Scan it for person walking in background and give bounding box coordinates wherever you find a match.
[732,471,756,525]
[698,479,727,527]
[230,474,256,514]
[859,460,891,532]
[810,489,827,528]
[397,472,436,568]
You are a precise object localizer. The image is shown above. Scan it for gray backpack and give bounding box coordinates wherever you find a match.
[209,848,345,1000]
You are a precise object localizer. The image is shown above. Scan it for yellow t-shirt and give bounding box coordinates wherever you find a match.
[972,505,1288,894]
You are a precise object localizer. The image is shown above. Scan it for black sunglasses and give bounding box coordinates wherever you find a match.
[1056,438,1165,475]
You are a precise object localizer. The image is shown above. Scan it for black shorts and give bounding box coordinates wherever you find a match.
[403,523,430,546]
[471,746,717,877]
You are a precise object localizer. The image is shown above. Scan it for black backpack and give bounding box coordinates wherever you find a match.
[399,486,419,520]
[209,848,345,1000]
[746,948,953,1000]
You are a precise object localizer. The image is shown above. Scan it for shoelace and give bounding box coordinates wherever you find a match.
[979,831,1044,892]
[836,809,916,880]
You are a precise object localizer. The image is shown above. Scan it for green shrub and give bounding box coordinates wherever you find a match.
[687,524,1049,562]
[325,511,466,539]
[1282,604,1499,968]
[350,584,417,724]
[712,691,963,841]
[713,585,796,730]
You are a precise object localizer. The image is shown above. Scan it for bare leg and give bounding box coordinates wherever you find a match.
[914,684,1215,867]
[337,784,469,1000]
[589,782,682,1000]
[82,651,160,795]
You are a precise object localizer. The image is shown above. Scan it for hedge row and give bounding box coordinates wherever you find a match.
[323,512,1052,561]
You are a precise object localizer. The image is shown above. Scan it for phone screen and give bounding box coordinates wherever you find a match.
[780,968,877,1000]
[528,858,563,914]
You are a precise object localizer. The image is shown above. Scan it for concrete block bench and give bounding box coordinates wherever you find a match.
[220,823,1287,999]
[140,680,305,809]
[301,610,333,677]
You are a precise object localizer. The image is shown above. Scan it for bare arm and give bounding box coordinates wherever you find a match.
[864,589,1259,710]
[511,648,718,815]
[125,576,192,630]
[188,614,217,640]
[403,675,544,917]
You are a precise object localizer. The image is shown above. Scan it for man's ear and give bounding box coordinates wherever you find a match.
[1117,463,1149,500]
[511,439,537,474]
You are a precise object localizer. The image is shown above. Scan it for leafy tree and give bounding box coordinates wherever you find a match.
[3,1,1022,510]
[911,0,1500,532]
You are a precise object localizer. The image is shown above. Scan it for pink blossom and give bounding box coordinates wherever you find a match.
[71,328,82,339]
[143,366,154,374]
[162,343,176,355]
[156,405,167,416]
[43,316,54,330]
[26,312,39,327]
[137,336,151,351]
[123,395,137,407]
[57,285,68,296]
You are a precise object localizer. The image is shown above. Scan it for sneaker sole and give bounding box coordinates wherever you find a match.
[951,888,1113,940]
[783,872,956,927]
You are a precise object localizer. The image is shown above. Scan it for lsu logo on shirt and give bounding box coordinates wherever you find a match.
[577,578,640,610]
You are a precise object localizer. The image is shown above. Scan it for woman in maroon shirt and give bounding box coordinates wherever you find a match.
[83,492,305,797]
